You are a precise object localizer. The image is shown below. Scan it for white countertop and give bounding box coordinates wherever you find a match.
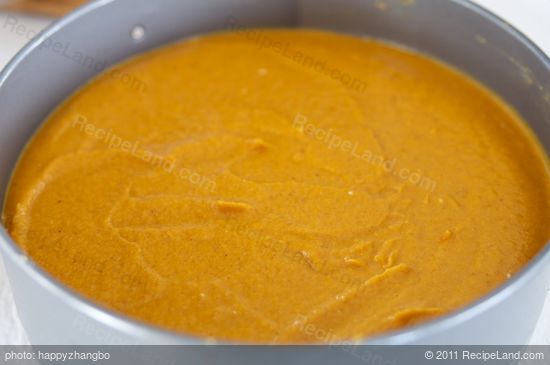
[0,0,549,346]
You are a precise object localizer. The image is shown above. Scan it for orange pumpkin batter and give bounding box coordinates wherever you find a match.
[2,30,550,343]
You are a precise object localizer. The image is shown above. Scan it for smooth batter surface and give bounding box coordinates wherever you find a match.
[3,30,550,343]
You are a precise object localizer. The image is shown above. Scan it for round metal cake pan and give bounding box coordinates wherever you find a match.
[0,0,549,354]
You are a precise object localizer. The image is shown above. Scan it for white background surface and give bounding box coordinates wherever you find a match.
[0,0,549,345]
